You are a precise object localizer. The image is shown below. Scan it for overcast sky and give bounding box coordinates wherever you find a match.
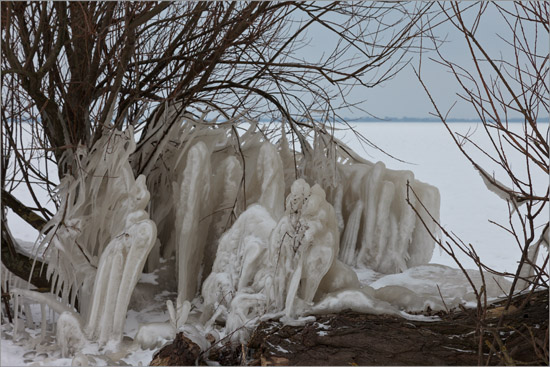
[301,2,547,119]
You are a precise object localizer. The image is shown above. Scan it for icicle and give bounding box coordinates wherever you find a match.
[332,184,345,235]
[339,200,363,266]
[13,293,20,339]
[172,300,191,329]
[203,156,243,280]
[11,288,78,320]
[358,161,385,269]
[331,160,439,274]
[372,182,397,273]
[24,303,33,329]
[256,143,285,220]
[277,127,298,195]
[40,303,47,341]
[38,127,143,321]
[407,181,440,268]
[99,251,124,344]
[112,214,158,341]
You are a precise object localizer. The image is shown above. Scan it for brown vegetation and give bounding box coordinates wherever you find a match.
[151,290,548,366]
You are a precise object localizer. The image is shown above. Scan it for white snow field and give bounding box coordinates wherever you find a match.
[2,121,547,366]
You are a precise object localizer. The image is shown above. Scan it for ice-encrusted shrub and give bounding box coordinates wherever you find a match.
[8,116,444,357]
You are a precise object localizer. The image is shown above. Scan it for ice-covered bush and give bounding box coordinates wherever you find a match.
[6,117,454,360]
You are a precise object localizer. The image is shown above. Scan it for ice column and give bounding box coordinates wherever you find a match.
[203,156,243,280]
[174,142,212,305]
[256,143,285,220]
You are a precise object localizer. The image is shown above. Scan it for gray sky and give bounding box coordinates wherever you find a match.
[302,2,547,119]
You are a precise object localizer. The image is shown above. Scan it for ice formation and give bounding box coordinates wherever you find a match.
[369,264,512,311]
[334,161,440,273]
[57,312,86,358]
[311,288,399,316]
[174,141,213,305]
[202,179,367,339]
[201,204,276,331]
[85,206,157,344]
[203,156,242,279]
[254,143,286,219]
[7,115,484,362]
[518,224,549,290]
[267,180,342,318]
[134,322,176,350]
[7,128,158,352]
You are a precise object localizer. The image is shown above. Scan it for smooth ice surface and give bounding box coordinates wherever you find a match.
[369,264,512,311]
[310,288,399,316]
[256,143,285,220]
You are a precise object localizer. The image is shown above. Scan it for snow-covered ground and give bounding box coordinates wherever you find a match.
[1,290,173,366]
[2,121,548,366]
